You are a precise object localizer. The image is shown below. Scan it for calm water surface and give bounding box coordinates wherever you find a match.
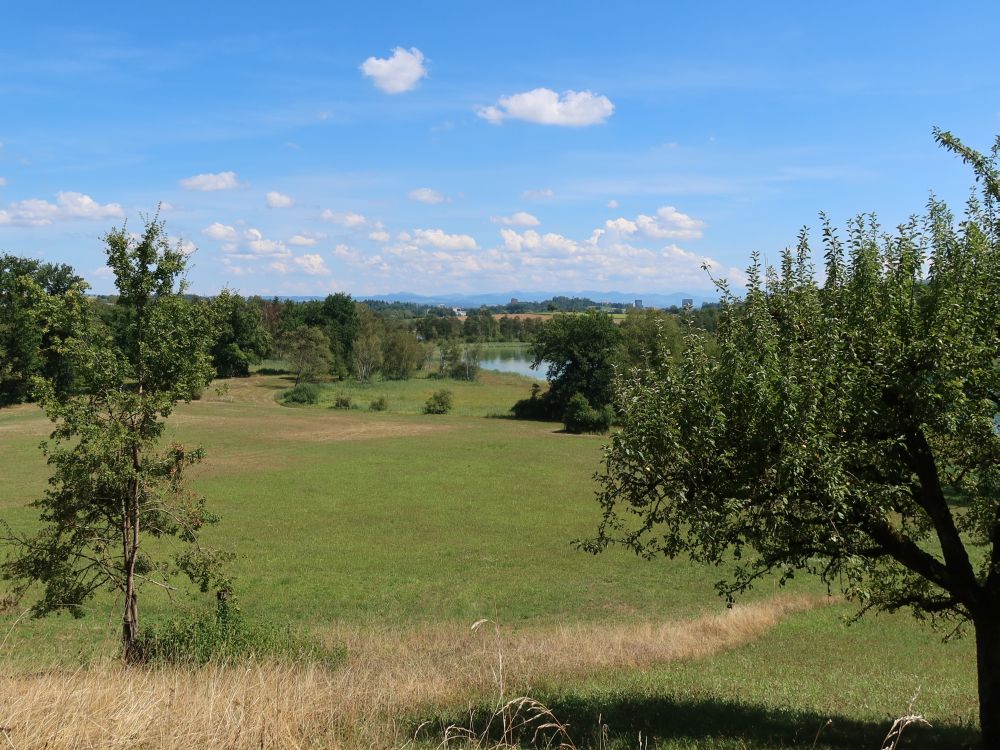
[479,348,547,380]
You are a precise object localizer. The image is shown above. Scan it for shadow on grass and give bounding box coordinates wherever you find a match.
[256,367,291,376]
[259,376,297,389]
[419,693,978,749]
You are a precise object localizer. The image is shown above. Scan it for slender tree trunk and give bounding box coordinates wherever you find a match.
[122,512,139,659]
[976,611,1000,750]
[122,580,138,657]
[123,444,141,661]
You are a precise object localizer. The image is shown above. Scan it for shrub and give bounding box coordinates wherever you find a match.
[333,393,352,409]
[282,383,321,404]
[512,383,555,421]
[424,389,453,414]
[132,594,343,667]
[369,396,388,412]
[562,392,612,434]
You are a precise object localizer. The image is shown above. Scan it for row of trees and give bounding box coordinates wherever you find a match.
[413,310,544,342]
[278,308,428,385]
[4,280,441,402]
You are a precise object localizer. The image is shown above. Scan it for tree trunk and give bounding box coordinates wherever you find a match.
[122,476,140,661]
[122,587,138,659]
[976,612,1000,750]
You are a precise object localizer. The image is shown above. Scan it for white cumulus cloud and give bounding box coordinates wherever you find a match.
[491,211,540,227]
[293,253,330,276]
[0,192,124,227]
[266,191,294,208]
[368,229,390,242]
[0,177,7,187]
[616,205,706,240]
[413,228,477,250]
[288,232,326,246]
[179,171,240,191]
[244,228,288,256]
[320,210,369,227]
[360,47,428,94]
[268,253,332,276]
[202,222,238,242]
[408,187,445,204]
[476,88,614,127]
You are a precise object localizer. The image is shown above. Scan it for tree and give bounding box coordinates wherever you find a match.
[438,339,482,381]
[382,328,426,380]
[462,308,500,341]
[584,131,1000,747]
[280,326,333,385]
[1,217,227,658]
[209,290,271,378]
[275,295,360,378]
[321,293,361,370]
[351,306,384,383]
[617,308,686,370]
[0,255,84,405]
[530,311,621,416]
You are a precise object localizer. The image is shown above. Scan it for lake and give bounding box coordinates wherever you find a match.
[479,348,547,380]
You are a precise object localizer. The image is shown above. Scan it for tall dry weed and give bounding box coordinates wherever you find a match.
[1,595,821,749]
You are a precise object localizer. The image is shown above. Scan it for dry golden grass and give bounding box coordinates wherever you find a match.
[0,595,821,749]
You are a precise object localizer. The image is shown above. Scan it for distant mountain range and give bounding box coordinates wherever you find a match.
[281,290,719,308]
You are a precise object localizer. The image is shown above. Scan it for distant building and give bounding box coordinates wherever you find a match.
[452,307,467,316]
[634,299,643,309]
[682,298,694,310]
[509,297,519,305]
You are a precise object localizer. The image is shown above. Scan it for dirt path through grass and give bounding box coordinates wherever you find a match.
[0,595,823,750]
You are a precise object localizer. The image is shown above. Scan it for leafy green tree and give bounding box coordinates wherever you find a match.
[617,308,685,370]
[279,325,333,385]
[321,293,361,369]
[530,311,621,415]
[0,255,84,405]
[351,306,384,383]
[209,290,271,378]
[275,295,360,378]
[382,328,426,380]
[416,315,462,341]
[438,339,482,381]
[462,308,500,341]
[1,217,226,658]
[584,131,1000,746]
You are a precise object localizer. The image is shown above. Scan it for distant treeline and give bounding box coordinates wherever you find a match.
[1,252,722,406]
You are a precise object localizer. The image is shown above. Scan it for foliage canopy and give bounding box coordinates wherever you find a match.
[584,130,1000,744]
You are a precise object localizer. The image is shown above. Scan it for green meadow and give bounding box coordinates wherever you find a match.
[0,369,980,747]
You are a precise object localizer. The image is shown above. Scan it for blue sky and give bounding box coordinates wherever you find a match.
[1,1,998,297]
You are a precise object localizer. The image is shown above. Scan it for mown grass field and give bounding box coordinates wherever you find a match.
[0,368,980,748]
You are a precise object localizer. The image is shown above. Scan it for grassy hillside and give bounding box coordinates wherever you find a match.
[0,370,980,748]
